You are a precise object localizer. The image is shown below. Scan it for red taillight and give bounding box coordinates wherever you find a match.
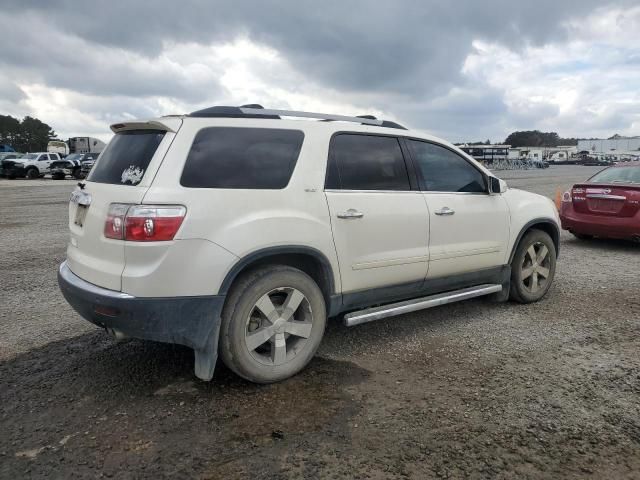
[104,204,186,241]
[104,203,129,239]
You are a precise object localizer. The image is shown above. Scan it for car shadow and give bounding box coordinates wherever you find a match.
[566,236,639,252]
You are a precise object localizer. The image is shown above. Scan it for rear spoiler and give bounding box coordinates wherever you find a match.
[110,117,182,134]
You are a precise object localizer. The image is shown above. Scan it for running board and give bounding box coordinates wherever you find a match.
[343,284,502,327]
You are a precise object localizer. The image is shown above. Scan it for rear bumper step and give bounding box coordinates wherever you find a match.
[344,284,503,327]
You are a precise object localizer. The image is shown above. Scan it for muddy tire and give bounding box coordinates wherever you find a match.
[219,266,326,383]
[510,229,557,303]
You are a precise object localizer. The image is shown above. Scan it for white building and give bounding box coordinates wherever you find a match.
[577,137,640,154]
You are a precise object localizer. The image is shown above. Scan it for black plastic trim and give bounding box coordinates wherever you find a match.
[338,265,511,315]
[218,246,336,297]
[508,219,561,263]
[189,105,280,119]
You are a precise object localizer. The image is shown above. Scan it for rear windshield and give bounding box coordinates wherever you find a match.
[589,166,640,185]
[87,130,165,185]
[181,127,304,189]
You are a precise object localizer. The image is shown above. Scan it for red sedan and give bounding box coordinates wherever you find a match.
[560,163,640,242]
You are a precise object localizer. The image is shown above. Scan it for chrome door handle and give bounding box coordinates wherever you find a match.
[337,209,364,219]
[434,207,455,216]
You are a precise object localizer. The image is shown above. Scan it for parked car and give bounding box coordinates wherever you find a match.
[560,162,640,242]
[50,155,84,180]
[49,153,99,179]
[79,152,100,177]
[58,105,560,384]
[0,152,60,179]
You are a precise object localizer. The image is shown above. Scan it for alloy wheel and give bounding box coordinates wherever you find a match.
[244,287,314,366]
[520,241,551,294]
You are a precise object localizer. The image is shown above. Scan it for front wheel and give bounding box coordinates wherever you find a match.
[25,168,39,179]
[219,266,326,383]
[509,229,557,303]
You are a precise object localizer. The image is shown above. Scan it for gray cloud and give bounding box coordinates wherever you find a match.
[0,0,638,141]
[4,0,629,96]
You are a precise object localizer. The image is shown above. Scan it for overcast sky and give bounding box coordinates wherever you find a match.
[1,1,639,143]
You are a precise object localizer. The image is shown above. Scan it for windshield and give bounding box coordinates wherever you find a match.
[23,153,39,160]
[66,154,83,161]
[589,166,640,185]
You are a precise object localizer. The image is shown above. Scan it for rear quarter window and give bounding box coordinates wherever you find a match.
[180,127,304,189]
[87,130,165,185]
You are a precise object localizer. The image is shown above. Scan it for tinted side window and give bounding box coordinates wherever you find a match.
[327,134,410,191]
[407,140,486,193]
[181,128,304,189]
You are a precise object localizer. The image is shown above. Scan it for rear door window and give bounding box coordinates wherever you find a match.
[326,134,410,191]
[181,127,304,189]
[87,130,165,185]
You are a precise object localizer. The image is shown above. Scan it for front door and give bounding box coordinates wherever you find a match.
[404,139,509,278]
[324,133,429,293]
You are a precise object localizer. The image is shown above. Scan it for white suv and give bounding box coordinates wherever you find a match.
[58,105,560,383]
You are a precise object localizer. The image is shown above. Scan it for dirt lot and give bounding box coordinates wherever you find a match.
[1,167,639,479]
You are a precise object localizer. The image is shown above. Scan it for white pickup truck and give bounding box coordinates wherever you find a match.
[0,152,61,179]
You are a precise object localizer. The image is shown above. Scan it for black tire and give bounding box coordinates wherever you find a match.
[219,266,327,383]
[572,232,593,241]
[73,168,83,180]
[509,229,557,303]
[25,167,39,179]
[52,172,65,180]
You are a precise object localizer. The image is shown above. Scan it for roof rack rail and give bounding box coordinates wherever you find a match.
[188,105,407,129]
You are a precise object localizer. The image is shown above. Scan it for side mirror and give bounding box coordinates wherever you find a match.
[489,176,508,194]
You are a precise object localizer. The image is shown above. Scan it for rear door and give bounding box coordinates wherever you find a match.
[66,120,181,290]
[325,133,429,293]
[405,139,509,279]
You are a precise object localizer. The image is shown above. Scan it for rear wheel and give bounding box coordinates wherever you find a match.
[509,230,557,303]
[73,168,83,179]
[219,266,326,383]
[52,172,65,180]
[25,167,39,179]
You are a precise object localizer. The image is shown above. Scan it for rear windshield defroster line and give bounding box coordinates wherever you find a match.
[87,130,165,186]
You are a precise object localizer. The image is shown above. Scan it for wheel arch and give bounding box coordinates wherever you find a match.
[219,246,337,309]
[508,218,560,263]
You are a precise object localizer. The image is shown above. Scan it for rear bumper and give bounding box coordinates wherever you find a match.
[57,261,225,379]
[560,209,640,239]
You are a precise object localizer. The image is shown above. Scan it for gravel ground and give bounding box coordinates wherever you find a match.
[1,166,639,479]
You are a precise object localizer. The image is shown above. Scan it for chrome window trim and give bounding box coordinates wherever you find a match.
[324,189,421,194]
